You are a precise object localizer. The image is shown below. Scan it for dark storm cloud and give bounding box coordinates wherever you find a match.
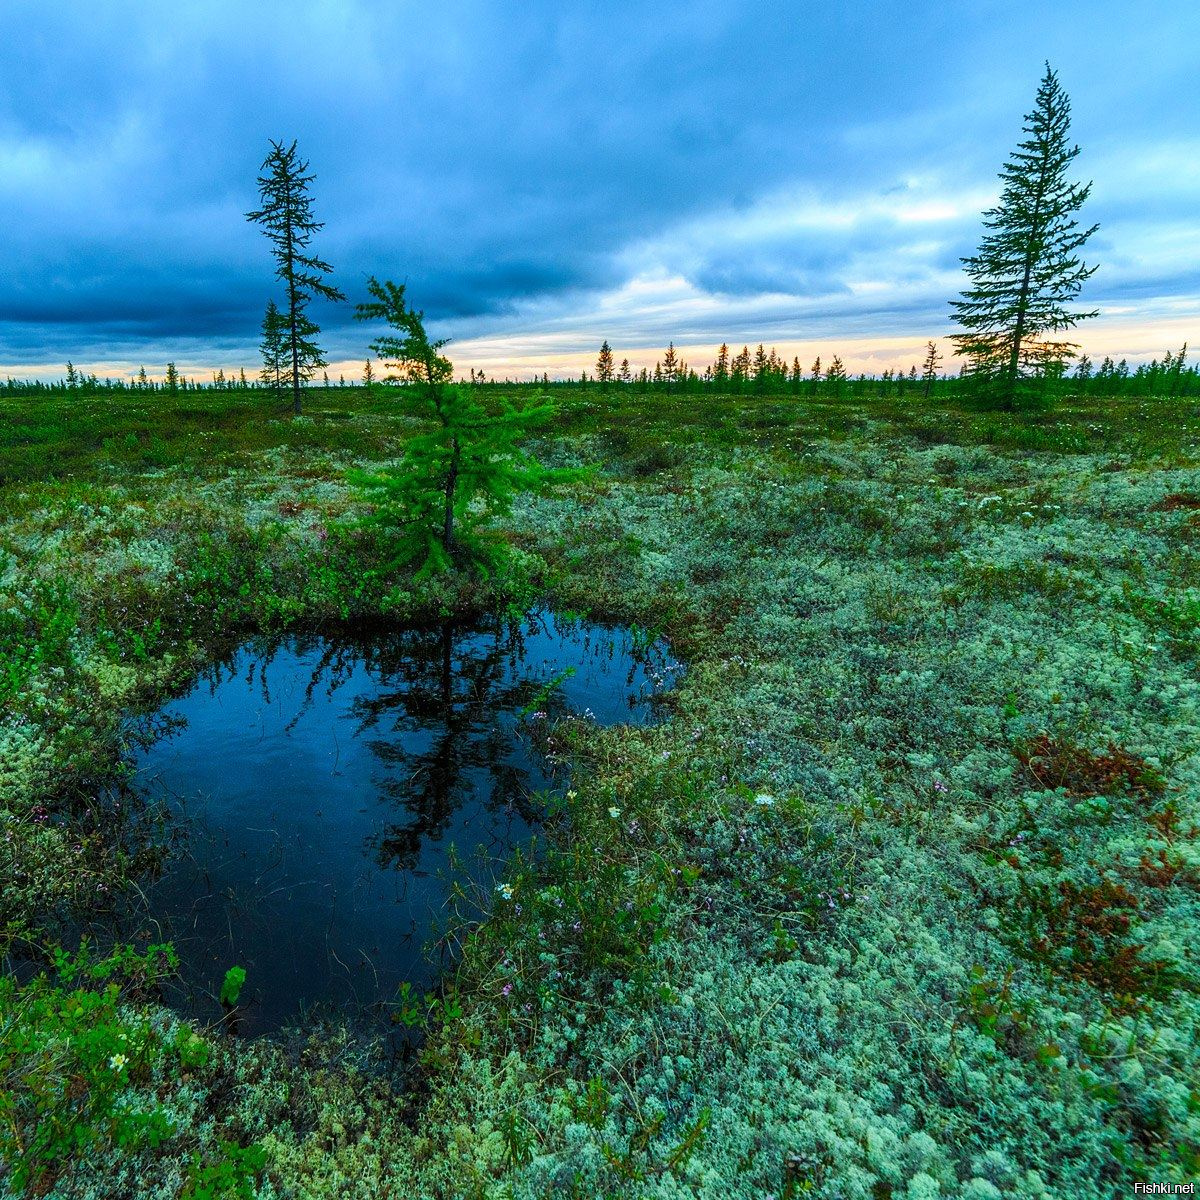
[1,0,1197,369]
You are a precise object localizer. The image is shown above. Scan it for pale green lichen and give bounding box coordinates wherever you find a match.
[2,398,1198,1197]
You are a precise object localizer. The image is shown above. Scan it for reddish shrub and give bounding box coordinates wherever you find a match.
[1151,492,1200,512]
[1015,735,1165,800]
[1027,877,1180,1011]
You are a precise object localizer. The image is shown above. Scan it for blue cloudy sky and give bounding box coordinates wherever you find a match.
[1,0,1197,381]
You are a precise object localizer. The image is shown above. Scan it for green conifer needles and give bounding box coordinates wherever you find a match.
[950,65,1099,410]
[349,277,580,579]
[246,140,344,415]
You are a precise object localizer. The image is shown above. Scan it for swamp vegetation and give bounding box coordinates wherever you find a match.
[1,381,1198,1198]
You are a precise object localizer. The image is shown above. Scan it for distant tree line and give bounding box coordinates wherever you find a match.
[547,339,1199,400]
[0,364,355,395]
[3,69,1194,410]
[3,340,1196,399]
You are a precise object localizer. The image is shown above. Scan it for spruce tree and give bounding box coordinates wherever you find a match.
[713,343,730,391]
[348,277,576,577]
[921,340,942,398]
[246,139,345,415]
[950,64,1098,410]
[826,355,846,398]
[259,300,287,398]
[661,343,679,391]
[595,340,615,390]
[731,346,751,391]
[752,344,769,392]
[1169,343,1188,396]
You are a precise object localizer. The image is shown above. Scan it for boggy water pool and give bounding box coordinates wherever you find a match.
[131,610,679,1034]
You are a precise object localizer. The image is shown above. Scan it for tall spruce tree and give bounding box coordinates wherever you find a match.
[246,139,345,415]
[950,65,1098,410]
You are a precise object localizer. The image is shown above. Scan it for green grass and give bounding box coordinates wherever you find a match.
[1,384,1198,1198]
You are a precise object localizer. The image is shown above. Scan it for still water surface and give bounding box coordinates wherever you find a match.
[134,610,677,1033]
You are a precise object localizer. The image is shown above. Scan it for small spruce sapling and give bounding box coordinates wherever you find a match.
[259,300,287,398]
[349,276,579,578]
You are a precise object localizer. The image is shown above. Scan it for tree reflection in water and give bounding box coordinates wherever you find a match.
[357,620,544,874]
[133,609,677,1032]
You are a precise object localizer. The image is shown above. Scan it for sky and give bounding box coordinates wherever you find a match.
[1,0,1198,383]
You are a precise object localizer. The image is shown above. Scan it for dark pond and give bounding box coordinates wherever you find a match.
[131,610,678,1034]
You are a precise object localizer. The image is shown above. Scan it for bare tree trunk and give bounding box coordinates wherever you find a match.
[1005,165,1050,410]
[1006,252,1035,410]
[287,249,301,415]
